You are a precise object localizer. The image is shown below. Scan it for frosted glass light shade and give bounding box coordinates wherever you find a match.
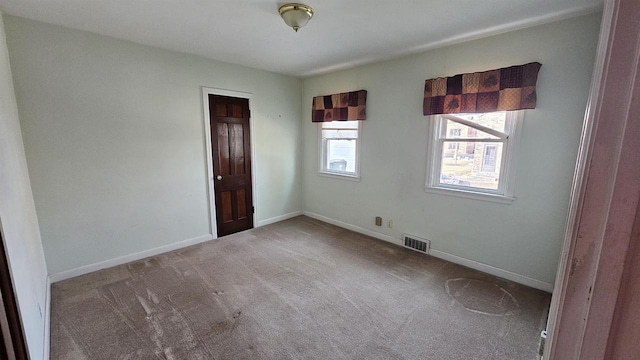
[279,3,314,32]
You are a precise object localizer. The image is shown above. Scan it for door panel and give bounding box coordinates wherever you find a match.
[221,192,233,223]
[237,190,247,220]
[209,95,253,237]
[217,123,230,175]
[230,124,245,174]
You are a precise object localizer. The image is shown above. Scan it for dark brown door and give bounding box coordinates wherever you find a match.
[0,228,29,360]
[209,95,254,237]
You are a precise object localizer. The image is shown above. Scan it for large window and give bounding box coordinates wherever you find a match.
[425,111,522,203]
[319,120,360,179]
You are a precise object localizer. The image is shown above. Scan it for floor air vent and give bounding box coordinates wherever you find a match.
[402,234,430,254]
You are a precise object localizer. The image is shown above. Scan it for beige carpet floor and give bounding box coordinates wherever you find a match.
[50,216,550,360]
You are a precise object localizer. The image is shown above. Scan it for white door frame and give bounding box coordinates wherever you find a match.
[201,87,257,238]
[544,0,640,357]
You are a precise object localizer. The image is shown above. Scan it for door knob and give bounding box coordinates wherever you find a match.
[216,175,223,180]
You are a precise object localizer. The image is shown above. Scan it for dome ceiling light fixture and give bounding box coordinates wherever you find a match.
[278,3,315,32]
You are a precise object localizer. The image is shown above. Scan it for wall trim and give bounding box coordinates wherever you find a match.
[257,211,303,227]
[302,211,553,292]
[428,249,553,292]
[49,234,214,283]
[303,211,401,245]
[201,87,257,237]
[42,276,50,360]
[544,1,613,355]
[545,0,640,357]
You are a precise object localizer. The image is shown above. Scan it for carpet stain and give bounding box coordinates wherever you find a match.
[445,278,522,316]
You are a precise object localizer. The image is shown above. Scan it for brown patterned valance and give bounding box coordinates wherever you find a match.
[312,90,367,122]
[423,62,541,115]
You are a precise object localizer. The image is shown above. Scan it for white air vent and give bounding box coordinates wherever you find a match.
[402,234,430,254]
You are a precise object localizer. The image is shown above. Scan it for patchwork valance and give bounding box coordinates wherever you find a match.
[423,62,541,115]
[312,90,367,122]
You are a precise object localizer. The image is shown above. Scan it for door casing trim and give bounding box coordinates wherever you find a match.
[201,87,257,238]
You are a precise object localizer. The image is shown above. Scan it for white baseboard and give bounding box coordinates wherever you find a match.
[428,249,553,292]
[49,234,214,283]
[43,276,51,360]
[302,211,553,293]
[257,210,303,227]
[303,211,402,246]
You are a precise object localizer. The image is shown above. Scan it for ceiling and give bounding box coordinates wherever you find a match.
[0,0,602,77]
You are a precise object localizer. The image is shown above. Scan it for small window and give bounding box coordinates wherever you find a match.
[425,111,523,203]
[319,120,360,179]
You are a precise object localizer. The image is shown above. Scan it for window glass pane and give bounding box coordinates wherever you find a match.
[445,120,500,140]
[322,129,358,139]
[322,120,358,130]
[439,142,503,190]
[451,111,507,133]
[326,139,356,173]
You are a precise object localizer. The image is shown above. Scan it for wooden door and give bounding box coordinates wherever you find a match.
[209,95,254,237]
[0,229,28,360]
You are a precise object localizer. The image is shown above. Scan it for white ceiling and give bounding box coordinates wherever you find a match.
[0,0,602,77]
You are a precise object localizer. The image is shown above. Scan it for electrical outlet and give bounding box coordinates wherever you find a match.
[375,216,382,226]
[388,220,393,228]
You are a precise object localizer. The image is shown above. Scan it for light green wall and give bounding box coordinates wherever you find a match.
[0,14,48,360]
[4,11,602,288]
[4,15,303,274]
[301,13,602,285]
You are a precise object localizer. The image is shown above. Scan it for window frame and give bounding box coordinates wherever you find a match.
[318,120,362,181]
[425,111,524,204]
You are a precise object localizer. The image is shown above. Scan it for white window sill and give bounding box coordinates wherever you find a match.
[318,171,361,182]
[423,185,515,204]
